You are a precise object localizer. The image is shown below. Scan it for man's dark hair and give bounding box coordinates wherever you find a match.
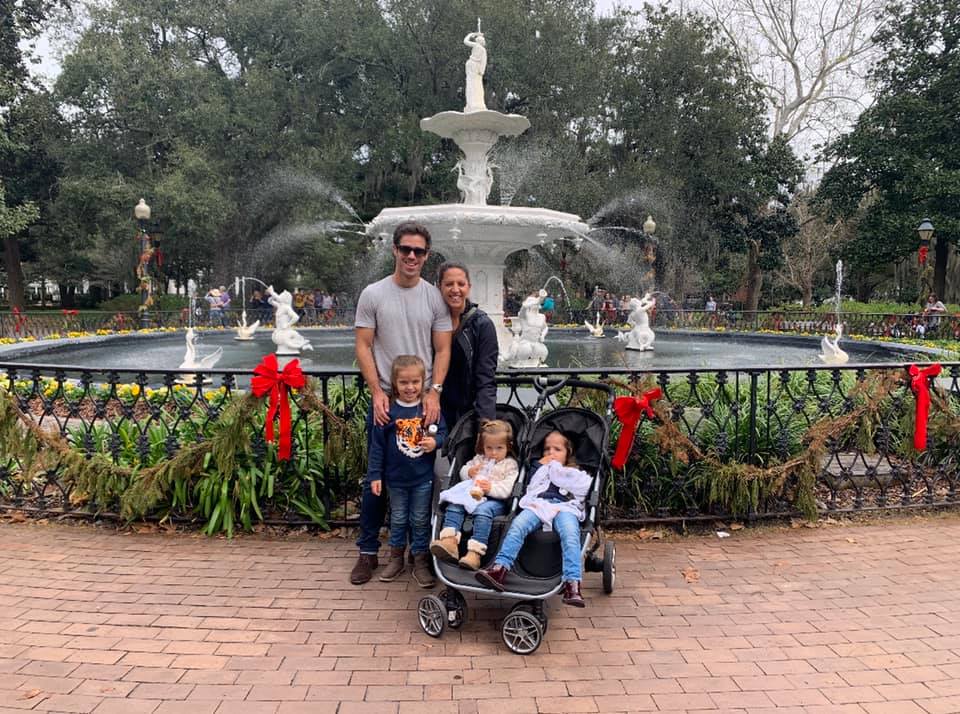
[393,222,432,249]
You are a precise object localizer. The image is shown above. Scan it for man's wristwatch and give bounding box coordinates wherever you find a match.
[431,383,444,394]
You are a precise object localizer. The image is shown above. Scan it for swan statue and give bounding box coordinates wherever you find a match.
[177,327,223,383]
[584,312,605,338]
[234,311,260,341]
[818,323,849,365]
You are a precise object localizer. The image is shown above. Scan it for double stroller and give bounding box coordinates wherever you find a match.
[417,378,617,654]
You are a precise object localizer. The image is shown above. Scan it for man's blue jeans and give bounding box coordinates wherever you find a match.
[356,405,386,554]
[442,499,507,546]
[493,508,582,581]
[387,480,433,555]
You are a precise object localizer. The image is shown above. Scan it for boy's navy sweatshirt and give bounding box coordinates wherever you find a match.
[366,400,447,488]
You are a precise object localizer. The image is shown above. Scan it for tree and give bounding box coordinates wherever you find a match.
[1,0,67,308]
[818,0,960,301]
[705,0,883,149]
[778,191,846,306]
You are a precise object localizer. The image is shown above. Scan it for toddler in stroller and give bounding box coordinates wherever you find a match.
[430,419,520,570]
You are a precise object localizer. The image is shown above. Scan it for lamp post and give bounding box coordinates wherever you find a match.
[917,218,934,304]
[134,198,153,328]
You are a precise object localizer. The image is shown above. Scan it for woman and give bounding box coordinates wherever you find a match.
[437,261,499,428]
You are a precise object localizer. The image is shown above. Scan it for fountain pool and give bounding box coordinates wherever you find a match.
[0,328,920,373]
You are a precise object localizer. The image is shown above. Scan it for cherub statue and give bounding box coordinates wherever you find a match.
[616,293,656,351]
[501,290,549,367]
[266,285,313,355]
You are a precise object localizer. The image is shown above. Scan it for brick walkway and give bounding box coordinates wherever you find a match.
[2,518,960,714]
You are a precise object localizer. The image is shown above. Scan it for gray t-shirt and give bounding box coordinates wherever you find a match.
[355,276,453,392]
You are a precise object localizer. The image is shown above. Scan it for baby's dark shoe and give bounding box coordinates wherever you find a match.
[475,563,508,592]
[561,580,585,607]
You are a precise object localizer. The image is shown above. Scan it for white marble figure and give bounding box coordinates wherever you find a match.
[584,312,605,338]
[463,31,487,112]
[616,293,656,351]
[234,310,260,341]
[266,286,313,355]
[819,323,849,365]
[501,290,549,368]
[179,327,223,371]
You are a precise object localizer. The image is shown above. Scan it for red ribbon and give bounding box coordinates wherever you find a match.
[12,306,26,335]
[919,246,929,265]
[611,388,662,469]
[909,363,942,451]
[61,309,78,316]
[251,354,306,461]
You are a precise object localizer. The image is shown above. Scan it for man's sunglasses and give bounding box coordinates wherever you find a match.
[396,245,429,258]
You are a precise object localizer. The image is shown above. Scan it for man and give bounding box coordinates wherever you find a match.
[352,222,452,585]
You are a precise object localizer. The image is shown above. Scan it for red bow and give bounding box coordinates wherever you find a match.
[12,306,26,335]
[61,309,78,316]
[919,246,929,265]
[611,388,662,469]
[909,363,942,451]
[251,354,305,461]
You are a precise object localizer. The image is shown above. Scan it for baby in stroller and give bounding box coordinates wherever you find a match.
[476,430,591,607]
[430,419,520,570]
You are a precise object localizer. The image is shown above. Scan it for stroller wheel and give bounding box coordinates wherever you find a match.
[501,604,544,655]
[602,541,616,594]
[418,595,447,638]
[442,589,468,630]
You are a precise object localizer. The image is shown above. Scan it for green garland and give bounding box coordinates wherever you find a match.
[0,379,361,523]
[610,368,955,519]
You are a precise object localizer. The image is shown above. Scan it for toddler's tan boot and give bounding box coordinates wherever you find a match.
[458,539,486,571]
[429,528,460,563]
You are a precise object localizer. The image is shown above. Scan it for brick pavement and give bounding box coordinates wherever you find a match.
[2,517,960,713]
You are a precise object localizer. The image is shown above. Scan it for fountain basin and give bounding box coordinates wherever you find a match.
[0,327,930,373]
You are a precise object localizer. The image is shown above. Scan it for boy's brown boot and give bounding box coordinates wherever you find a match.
[412,553,436,588]
[378,547,406,582]
[458,539,486,571]
[429,528,460,563]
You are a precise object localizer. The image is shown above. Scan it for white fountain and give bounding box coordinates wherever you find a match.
[233,276,263,341]
[616,293,656,351]
[819,260,849,365]
[178,289,223,383]
[367,21,589,366]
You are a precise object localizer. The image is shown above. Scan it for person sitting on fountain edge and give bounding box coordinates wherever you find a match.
[351,222,452,586]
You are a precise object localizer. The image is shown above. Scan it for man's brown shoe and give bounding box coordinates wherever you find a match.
[412,553,435,588]
[561,580,585,607]
[349,553,378,585]
[475,564,508,592]
[378,547,406,582]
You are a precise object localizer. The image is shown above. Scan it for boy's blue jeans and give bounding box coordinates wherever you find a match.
[387,480,433,554]
[493,508,582,581]
[442,500,507,546]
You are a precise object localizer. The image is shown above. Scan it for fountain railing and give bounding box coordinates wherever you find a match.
[2,361,958,531]
[3,308,958,342]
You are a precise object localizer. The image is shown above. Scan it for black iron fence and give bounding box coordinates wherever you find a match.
[2,361,958,531]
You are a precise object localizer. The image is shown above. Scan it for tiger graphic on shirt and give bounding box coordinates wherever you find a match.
[394,417,425,458]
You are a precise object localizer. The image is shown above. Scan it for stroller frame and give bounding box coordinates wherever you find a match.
[418,377,617,654]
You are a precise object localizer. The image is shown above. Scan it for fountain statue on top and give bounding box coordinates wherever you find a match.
[266,286,313,356]
[368,20,589,363]
[616,293,656,351]
[500,290,549,368]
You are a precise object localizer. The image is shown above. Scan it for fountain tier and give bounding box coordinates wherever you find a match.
[367,204,588,342]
